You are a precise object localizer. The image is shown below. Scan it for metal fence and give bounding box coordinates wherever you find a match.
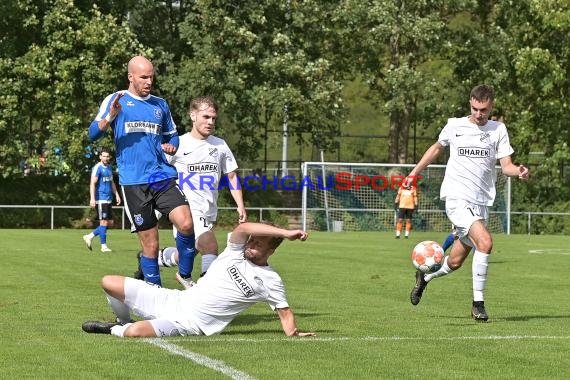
[0,205,569,235]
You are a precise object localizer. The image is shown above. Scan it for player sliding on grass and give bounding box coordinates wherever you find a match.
[404,84,529,321]
[82,222,316,338]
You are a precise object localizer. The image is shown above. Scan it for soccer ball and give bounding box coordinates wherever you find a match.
[411,240,445,274]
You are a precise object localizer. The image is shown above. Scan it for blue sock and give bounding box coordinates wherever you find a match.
[99,226,107,244]
[93,225,102,236]
[176,232,196,278]
[442,233,455,252]
[140,255,161,286]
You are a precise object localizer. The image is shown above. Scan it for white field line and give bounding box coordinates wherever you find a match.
[144,338,257,380]
[157,335,570,343]
[528,249,570,255]
[143,335,570,378]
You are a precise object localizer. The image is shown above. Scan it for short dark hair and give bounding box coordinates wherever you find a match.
[100,147,111,155]
[470,84,495,103]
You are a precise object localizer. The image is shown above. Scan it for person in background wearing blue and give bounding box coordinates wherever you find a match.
[88,55,195,287]
[441,227,457,252]
[83,148,121,253]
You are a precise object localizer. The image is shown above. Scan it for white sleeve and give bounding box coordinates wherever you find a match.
[437,119,454,147]
[495,124,514,159]
[221,143,239,174]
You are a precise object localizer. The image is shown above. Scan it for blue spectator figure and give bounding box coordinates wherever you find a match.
[83,148,121,252]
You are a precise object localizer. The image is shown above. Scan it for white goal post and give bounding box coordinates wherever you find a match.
[301,162,511,234]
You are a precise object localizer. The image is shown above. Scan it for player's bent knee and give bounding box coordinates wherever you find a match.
[123,321,157,337]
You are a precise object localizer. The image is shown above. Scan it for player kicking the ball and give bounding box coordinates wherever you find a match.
[404,84,529,321]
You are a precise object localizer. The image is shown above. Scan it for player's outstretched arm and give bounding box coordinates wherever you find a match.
[499,156,529,180]
[277,307,316,337]
[404,142,445,187]
[229,222,308,245]
[227,171,247,223]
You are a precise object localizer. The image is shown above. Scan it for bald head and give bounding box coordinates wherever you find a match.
[127,56,154,98]
[128,56,153,73]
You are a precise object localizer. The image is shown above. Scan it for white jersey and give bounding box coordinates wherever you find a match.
[168,133,238,218]
[180,239,289,336]
[438,117,514,206]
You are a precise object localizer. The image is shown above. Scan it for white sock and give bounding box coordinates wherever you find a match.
[425,256,454,282]
[87,232,95,238]
[472,250,490,302]
[105,293,131,324]
[158,247,178,267]
[201,254,217,274]
[111,323,131,337]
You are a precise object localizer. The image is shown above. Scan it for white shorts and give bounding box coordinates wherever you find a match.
[123,277,202,336]
[445,199,488,246]
[171,207,215,240]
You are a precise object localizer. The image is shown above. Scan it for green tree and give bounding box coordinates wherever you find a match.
[334,0,473,163]
[496,0,569,209]
[445,0,570,210]
[0,0,148,180]
[159,0,349,163]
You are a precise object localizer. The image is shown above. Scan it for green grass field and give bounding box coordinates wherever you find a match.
[1,229,570,379]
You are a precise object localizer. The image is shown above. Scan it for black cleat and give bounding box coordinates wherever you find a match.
[82,321,120,334]
[133,251,144,280]
[410,271,428,305]
[471,301,489,322]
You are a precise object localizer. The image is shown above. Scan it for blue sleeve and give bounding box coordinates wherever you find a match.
[164,134,179,148]
[89,93,118,141]
[89,120,106,141]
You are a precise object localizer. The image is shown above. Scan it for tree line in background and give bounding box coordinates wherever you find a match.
[0,0,568,216]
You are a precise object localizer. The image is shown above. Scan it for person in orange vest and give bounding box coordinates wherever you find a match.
[394,183,418,239]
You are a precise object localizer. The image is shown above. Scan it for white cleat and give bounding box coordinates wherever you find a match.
[83,235,93,251]
[175,272,196,289]
[101,246,112,253]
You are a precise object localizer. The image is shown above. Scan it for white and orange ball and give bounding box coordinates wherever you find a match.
[411,240,445,274]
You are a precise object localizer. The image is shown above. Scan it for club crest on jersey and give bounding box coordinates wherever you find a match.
[134,214,144,225]
[209,148,218,157]
[154,108,163,120]
[458,147,490,158]
[480,132,490,142]
[227,265,255,297]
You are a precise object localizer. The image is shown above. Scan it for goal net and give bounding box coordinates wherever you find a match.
[301,162,511,234]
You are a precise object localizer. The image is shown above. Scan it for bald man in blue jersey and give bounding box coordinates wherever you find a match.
[89,56,195,287]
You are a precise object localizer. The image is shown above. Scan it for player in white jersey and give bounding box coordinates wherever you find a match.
[135,96,246,289]
[81,222,316,338]
[404,84,529,321]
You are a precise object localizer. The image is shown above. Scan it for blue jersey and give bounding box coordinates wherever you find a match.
[89,91,179,185]
[91,163,114,203]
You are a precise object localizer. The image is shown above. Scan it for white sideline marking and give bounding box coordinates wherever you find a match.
[167,335,570,343]
[144,338,256,380]
[143,335,570,377]
[528,249,570,255]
